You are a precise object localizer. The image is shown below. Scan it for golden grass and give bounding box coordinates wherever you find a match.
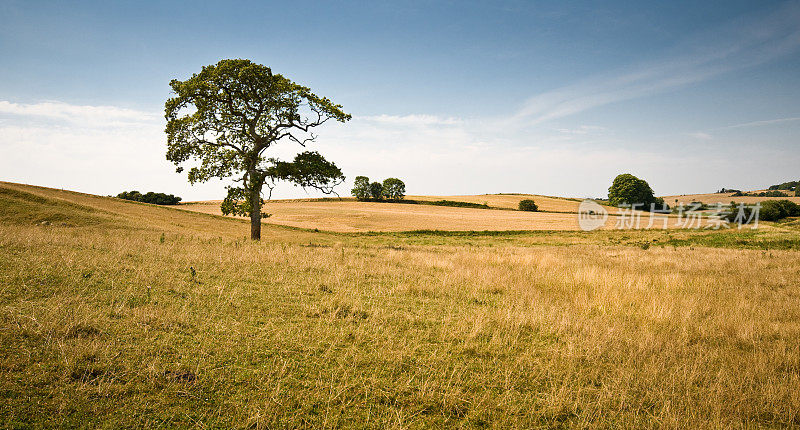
[178,196,682,232]
[2,182,800,427]
[408,194,586,212]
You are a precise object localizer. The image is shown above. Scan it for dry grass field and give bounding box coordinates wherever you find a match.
[178,195,679,232]
[407,194,586,212]
[2,181,800,428]
[180,199,600,232]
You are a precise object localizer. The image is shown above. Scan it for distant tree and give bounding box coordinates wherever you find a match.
[369,182,384,200]
[382,178,406,200]
[759,200,800,221]
[608,173,665,211]
[769,180,799,191]
[351,176,371,201]
[796,186,800,197]
[117,190,143,202]
[165,59,350,240]
[518,199,538,212]
[117,191,181,205]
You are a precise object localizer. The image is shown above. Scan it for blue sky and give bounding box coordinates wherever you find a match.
[1,0,799,200]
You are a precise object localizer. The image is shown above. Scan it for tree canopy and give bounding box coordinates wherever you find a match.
[117,191,182,205]
[165,59,350,239]
[351,176,371,201]
[608,173,665,211]
[351,176,406,201]
[382,178,406,200]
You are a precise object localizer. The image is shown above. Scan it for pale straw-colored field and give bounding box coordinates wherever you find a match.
[179,196,678,232]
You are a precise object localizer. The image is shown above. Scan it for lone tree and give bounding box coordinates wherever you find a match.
[518,199,538,212]
[608,173,665,211]
[165,59,350,240]
[382,178,406,200]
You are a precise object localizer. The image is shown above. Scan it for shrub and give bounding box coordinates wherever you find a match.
[518,199,538,212]
[369,182,384,200]
[382,178,406,200]
[351,176,371,201]
[759,200,800,221]
[117,191,181,205]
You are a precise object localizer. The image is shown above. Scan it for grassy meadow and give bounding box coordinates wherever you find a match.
[2,182,800,428]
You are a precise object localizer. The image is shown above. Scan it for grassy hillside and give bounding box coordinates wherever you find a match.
[2,182,800,428]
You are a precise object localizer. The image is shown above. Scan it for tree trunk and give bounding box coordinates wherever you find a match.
[249,185,261,240]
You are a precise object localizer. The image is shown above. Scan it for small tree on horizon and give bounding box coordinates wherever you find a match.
[518,199,538,212]
[351,176,371,201]
[608,173,665,211]
[165,59,350,240]
[369,182,384,200]
[382,178,406,200]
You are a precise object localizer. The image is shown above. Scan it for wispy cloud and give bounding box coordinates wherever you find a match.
[719,116,800,129]
[358,114,463,126]
[687,132,713,140]
[508,2,800,127]
[0,100,157,127]
[556,125,606,135]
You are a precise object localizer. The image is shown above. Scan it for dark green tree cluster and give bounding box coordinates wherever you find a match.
[518,199,538,212]
[117,191,182,205]
[734,190,789,197]
[165,59,350,240]
[768,180,798,191]
[758,200,800,221]
[607,173,666,211]
[351,176,406,201]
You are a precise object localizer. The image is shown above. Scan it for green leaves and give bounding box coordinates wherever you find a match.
[608,173,661,210]
[351,176,371,201]
[382,178,406,200]
[163,59,350,230]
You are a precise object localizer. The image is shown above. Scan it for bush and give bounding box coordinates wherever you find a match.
[369,182,384,200]
[759,200,800,221]
[382,178,406,200]
[117,190,181,205]
[518,199,538,212]
[351,176,371,201]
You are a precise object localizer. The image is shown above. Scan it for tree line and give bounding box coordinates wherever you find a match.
[117,191,182,205]
[351,176,406,201]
